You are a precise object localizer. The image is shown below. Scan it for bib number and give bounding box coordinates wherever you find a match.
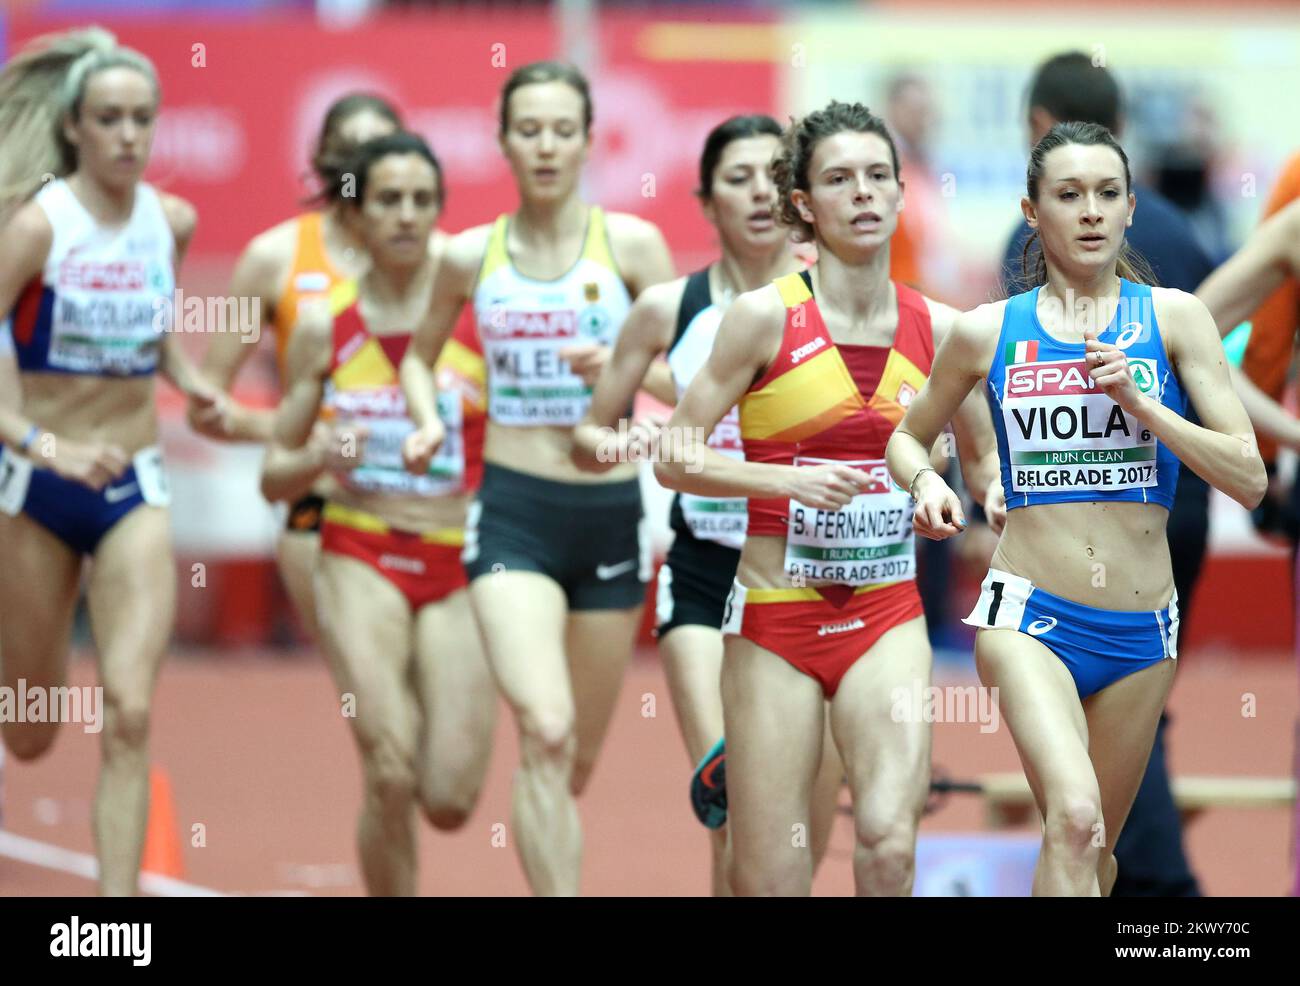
[1003,357,1159,494]
[132,446,171,506]
[784,457,915,587]
[0,446,33,516]
[345,390,464,497]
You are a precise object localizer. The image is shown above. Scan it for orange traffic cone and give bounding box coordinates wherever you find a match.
[140,765,184,879]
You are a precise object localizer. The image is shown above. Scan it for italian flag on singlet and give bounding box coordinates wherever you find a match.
[1005,340,1039,364]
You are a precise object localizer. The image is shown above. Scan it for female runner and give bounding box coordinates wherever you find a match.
[263,131,494,895]
[887,121,1265,896]
[572,114,843,895]
[400,61,676,896]
[656,101,999,896]
[0,28,221,895]
[191,93,402,639]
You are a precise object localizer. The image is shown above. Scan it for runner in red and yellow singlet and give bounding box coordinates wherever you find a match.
[657,102,1000,896]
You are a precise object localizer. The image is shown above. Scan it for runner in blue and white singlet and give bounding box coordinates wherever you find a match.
[886,121,1265,897]
[0,29,220,897]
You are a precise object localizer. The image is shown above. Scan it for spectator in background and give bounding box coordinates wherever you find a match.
[997,51,1212,897]
[1153,97,1234,266]
[886,71,960,300]
[886,72,964,649]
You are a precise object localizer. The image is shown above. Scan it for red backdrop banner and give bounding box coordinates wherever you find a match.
[10,11,779,264]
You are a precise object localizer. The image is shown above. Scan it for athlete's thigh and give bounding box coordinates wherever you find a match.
[830,616,932,814]
[413,588,496,778]
[86,506,176,698]
[722,635,826,852]
[974,628,1095,813]
[0,512,80,690]
[316,552,417,752]
[468,570,572,725]
[1083,658,1176,846]
[658,624,726,765]
[277,529,322,639]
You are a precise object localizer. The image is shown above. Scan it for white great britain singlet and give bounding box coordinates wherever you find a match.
[471,207,631,426]
[6,178,174,376]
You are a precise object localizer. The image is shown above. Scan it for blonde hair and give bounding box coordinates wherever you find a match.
[0,27,160,226]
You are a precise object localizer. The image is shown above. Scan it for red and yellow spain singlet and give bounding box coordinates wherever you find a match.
[740,270,934,590]
[320,303,485,497]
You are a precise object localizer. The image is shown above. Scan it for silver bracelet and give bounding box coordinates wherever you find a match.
[909,466,936,499]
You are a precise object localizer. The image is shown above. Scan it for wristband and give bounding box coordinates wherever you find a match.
[18,424,41,453]
[908,466,936,499]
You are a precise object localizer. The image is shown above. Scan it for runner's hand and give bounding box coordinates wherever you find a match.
[984,473,1007,535]
[45,436,129,491]
[787,462,874,511]
[1084,328,1141,413]
[912,469,966,540]
[560,343,611,387]
[402,419,445,475]
[325,422,370,472]
[187,387,232,440]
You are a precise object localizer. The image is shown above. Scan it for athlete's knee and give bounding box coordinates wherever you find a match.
[1044,792,1104,857]
[518,707,575,764]
[363,740,418,812]
[419,777,479,831]
[853,812,917,889]
[728,851,808,897]
[1,720,60,761]
[101,695,151,755]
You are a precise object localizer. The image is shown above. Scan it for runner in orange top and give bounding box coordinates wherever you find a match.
[191,93,402,639]
[656,102,1000,896]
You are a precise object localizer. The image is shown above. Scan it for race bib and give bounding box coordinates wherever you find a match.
[49,259,170,375]
[0,446,33,516]
[132,445,171,506]
[784,457,915,587]
[1002,357,1159,494]
[343,389,464,497]
[483,308,612,426]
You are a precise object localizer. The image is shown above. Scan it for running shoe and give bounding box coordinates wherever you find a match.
[690,736,727,829]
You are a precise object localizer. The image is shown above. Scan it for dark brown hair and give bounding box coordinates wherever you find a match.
[771,101,900,243]
[1021,120,1156,288]
[307,92,402,206]
[499,61,592,136]
[336,131,444,210]
[696,114,782,200]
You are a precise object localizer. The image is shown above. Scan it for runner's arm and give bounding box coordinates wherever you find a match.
[1196,200,1300,335]
[573,280,678,471]
[261,310,332,502]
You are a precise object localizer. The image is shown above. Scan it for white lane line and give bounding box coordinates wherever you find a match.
[0,829,229,897]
